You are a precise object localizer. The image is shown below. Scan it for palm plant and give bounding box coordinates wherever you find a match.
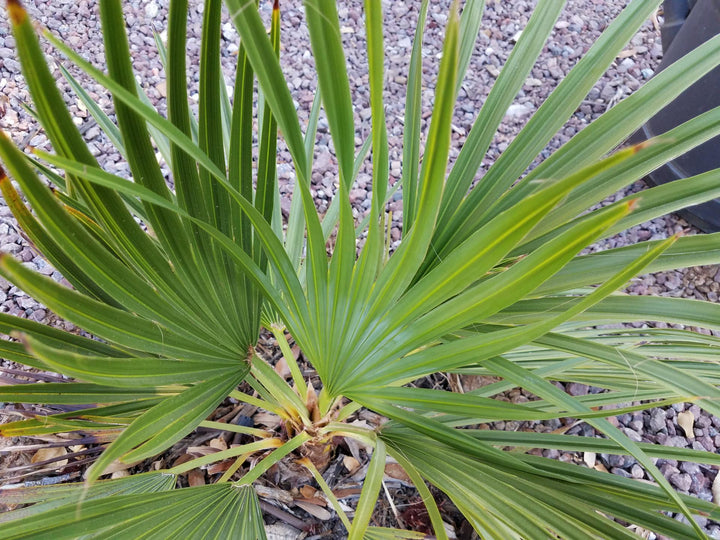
[3,0,720,537]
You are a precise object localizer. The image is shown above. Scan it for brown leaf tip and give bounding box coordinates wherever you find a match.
[631,140,653,153]
[273,0,279,10]
[7,0,27,25]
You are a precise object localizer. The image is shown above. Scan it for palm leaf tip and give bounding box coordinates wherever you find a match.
[6,0,26,25]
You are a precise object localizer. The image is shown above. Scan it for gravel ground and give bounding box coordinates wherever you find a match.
[1,0,720,536]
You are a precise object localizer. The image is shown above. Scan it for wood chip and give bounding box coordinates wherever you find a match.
[256,485,294,505]
[209,437,228,451]
[332,487,362,499]
[187,469,206,487]
[343,455,360,473]
[207,461,232,475]
[111,470,130,479]
[594,462,609,473]
[265,523,301,540]
[295,500,332,520]
[299,485,318,499]
[677,411,695,439]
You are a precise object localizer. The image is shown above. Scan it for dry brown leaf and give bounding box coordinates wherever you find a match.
[295,496,327,508]
[31,446,68,467]
[344,437,364,463]
[172,454,195,468]
[207,461,232,475]
[299,485,318,499]
[306,381,320,422]
[188,469,206,487]
[68,444,85,453]
[677,411,695,439]
[274,357,291,379]
[583,452,596,468]
[254,411,282,429]
[209,437,228,451]
[295,500,332,520]
[332,487,362,499]
[343,455,360,473]
[384,462,411,483]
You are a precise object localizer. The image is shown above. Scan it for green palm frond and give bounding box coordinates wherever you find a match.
[3,0,720,537]
[0,482,265,540]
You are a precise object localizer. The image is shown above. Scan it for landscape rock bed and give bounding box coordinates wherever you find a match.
[1,0,720,537]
